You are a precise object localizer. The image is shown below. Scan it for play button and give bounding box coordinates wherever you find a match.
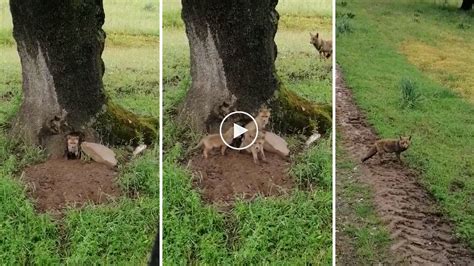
[220,111,258,151]
[233,123,248,139]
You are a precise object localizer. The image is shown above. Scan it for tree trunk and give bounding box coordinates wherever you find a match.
[180,0,279,132]
[460,0,473,10]
[9,0,157,157]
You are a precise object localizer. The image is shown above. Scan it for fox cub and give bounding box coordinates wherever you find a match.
[194,127,234,159]
[362,136,412,163]
[249,130,267,164]
[240,106,271,149]
[310,32,332,59]
[65,132,83,160]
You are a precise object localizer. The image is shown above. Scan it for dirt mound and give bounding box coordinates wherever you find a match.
[22,159,121,214]
[336,68,474,264]
[190,150,292,207]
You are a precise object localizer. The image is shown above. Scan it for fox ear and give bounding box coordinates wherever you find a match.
[316,33,319,38]
[409,135,412,140]
[309,32,314,37]
[399,135,402,140]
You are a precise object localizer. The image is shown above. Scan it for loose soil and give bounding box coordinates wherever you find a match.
[336,68,474,264]
[22,159,121,214]
[190,149,292,207]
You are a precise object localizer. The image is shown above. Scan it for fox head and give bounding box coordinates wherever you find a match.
[254,139,265,152]
[257,106,271,127]
[309,32,322,47]
[67,135,80,153]
[398,136,412,149]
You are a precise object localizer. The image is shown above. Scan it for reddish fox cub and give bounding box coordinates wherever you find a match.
[249,130,267,164]
[240,106,271,149]
[310,32,332,59]
[65,132,82,159]
[362,136,412,163]
[194,127,233,159]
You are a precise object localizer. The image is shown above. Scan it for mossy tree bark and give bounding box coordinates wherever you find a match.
[460,0,473,10]
[180,0,280,132]
[9,0,156,157]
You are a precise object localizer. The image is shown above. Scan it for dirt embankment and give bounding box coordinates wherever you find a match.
[190,150,292,208]
[23,159,120,215]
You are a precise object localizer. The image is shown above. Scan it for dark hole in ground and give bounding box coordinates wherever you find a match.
[190,150,293,208]
[22,159,121,215]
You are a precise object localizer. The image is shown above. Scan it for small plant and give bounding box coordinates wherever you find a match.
[399,78,421,109]
[338,0,348,7]
[143,3,155,12]
[336,12,355,34]
[457,22,471,30]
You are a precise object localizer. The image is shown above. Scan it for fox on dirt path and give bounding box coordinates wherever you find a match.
[362,136,412,163]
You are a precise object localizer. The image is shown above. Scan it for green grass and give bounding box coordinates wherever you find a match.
[337,0,474,248]
[0,0,159,263]
[163,0,332,30]
[336,145,392,264]
[0,0,159,45]
[163,1,333,264]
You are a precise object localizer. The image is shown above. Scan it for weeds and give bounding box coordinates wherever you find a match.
[336,13,354,34]
[399,78,421,109]
[290,137,332,189]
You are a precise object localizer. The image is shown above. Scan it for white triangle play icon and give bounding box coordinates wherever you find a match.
[233,123,248,139]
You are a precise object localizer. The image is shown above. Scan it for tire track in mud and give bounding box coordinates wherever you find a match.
[336,68,474,265]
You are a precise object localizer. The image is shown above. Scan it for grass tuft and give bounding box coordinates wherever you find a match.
[399,78,421,109]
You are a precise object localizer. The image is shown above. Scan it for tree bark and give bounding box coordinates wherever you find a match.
[9,0,157,157]
[180,0,279,132]
[460,0,473,10]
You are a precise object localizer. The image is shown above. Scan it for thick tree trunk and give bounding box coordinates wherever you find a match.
[9,0,157,157]
[460,0,473,10]
[180,0,279,132]
[10,0,106,156]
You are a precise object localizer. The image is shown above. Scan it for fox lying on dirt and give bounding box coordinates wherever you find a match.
[362,136,412,163]
[310,32,332,59]
[194,127,233,159]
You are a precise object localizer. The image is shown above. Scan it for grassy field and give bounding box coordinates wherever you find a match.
[163,0,333,264]
[0,0,159,264]
[337,0,474,248]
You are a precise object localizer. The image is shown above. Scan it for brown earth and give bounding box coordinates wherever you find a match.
[190,149,292,208]
[336,68,474,264]
[22,159,121,215]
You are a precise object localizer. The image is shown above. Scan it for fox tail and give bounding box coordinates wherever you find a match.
[192,140,203,150]
[361,146,377,162]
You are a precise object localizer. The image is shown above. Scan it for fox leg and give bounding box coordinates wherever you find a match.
[377,148,385,163]
[203,147,209,159]
[251,148,259,164]
[396,152,402,163]
[260,148,267,162]
[221,145,227,155]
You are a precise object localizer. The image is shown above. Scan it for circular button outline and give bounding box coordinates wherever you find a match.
[219,111,258,151]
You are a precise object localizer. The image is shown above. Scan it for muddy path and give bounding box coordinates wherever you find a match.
[336,69,474,265]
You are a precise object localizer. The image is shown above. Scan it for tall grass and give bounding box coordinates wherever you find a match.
[163,0,332,30]
[399,78,421,109]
